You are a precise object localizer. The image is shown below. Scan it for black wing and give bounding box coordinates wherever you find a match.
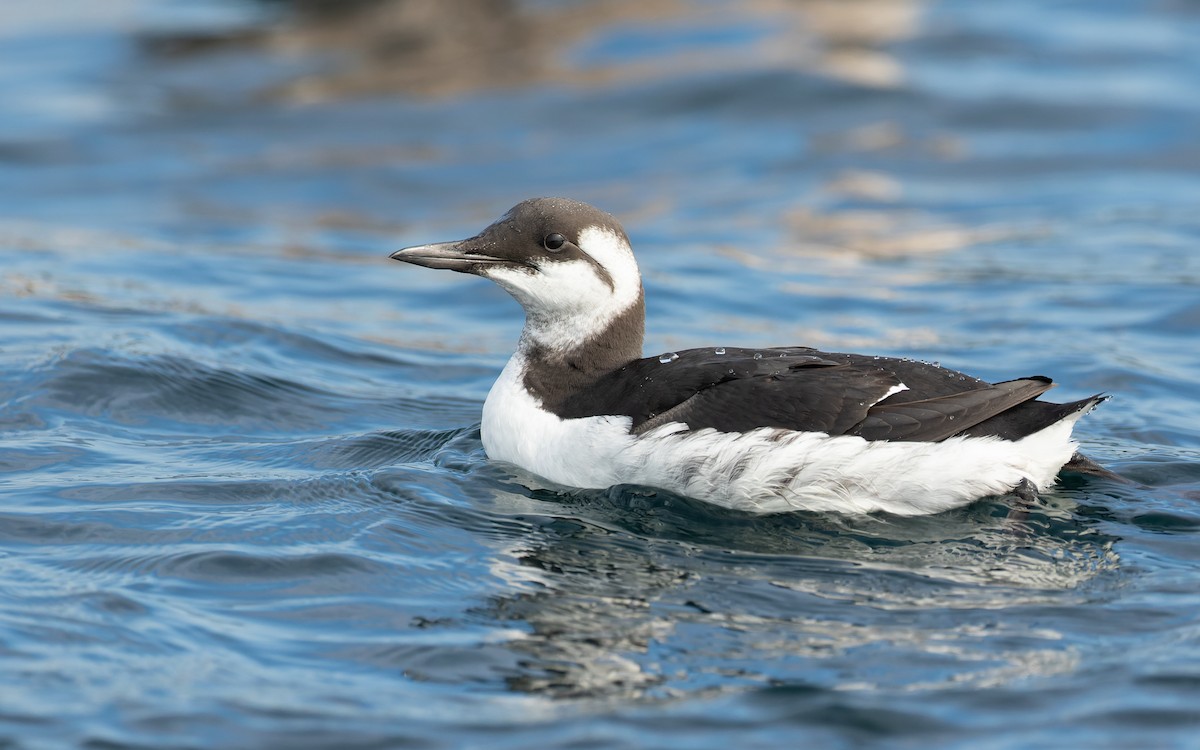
[556,346,1072,442]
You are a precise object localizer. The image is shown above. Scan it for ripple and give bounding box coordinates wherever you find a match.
[1115,455,1200,487]
[229,426,480,471]
[4,0,1200,746]
[1138,300,1200,336]
[527,484,1122,592]
[166,318,419,372]
[0,444,88,473]
[1130,511,1200,534]
[27,349,342,431]
[163,549,382,583]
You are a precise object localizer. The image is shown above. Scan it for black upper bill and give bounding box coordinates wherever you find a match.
[388,241,509,274]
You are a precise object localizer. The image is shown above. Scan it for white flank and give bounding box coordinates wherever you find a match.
[483,354,1091,516]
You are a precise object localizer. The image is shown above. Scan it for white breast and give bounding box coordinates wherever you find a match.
[481,354,637,489]
[481,354,1085,515]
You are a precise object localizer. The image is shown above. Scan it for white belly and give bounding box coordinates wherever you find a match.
[481,355,1083,515]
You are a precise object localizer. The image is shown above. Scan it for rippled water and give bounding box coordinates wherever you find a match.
[3,1,1200,747]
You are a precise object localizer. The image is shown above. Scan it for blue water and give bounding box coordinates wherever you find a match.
[2,1,1200,747]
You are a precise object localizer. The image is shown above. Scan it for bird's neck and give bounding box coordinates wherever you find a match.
[517,295,645,411]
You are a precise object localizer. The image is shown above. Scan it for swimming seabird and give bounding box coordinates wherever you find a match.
[390,198,1108,515]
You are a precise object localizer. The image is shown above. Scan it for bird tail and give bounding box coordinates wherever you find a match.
[1058,395,1129,482]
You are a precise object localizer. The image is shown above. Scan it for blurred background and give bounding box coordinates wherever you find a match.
[4,0,1200,352]
[2,1,1200,748]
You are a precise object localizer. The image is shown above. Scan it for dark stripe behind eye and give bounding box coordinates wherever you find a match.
[580,251,616,292]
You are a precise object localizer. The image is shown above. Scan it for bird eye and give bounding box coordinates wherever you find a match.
[543,233,566,251]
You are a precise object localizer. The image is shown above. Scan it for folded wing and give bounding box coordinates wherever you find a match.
[557,347,1067,443]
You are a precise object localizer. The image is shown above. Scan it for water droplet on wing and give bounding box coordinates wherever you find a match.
[659,352,679,363]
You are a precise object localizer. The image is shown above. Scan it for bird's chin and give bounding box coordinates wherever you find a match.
[475,265,539,303]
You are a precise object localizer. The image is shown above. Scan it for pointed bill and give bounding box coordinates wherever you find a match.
[389,241,488,272]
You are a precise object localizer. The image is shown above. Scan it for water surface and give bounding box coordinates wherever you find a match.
[2,1,1199,747]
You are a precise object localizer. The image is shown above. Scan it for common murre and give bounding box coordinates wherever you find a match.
[390,197,1109,515]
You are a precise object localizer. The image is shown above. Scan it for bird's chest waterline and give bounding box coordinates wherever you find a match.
[480,357,635,489]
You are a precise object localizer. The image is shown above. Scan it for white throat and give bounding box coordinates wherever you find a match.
[489,226,643,354]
